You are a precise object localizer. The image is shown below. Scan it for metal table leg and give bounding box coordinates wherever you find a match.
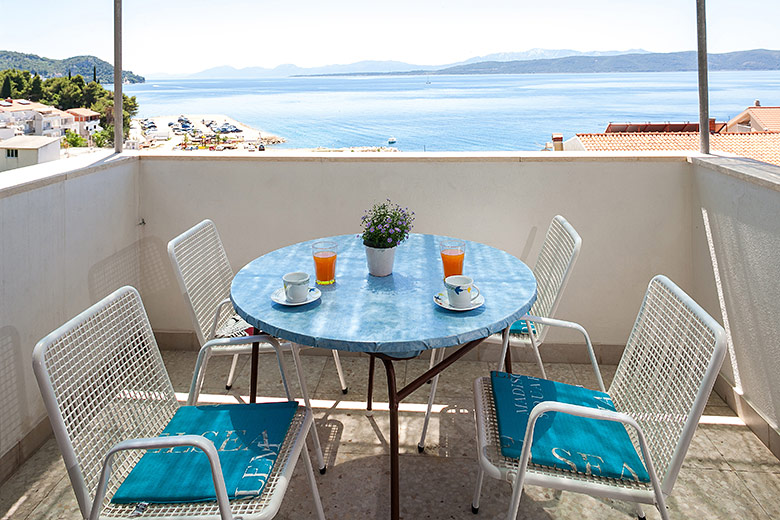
[373,337,486,520]
[250,327,260,403]
[367,355,375,413]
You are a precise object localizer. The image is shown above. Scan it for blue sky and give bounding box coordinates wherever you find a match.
[1,0,779,75]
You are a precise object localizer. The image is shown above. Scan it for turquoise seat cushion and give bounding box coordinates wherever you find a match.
[490,371,650,483]
[112,401,298,504]
[509,319,536,335]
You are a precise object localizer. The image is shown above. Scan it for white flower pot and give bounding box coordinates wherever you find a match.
[365,245,396,277]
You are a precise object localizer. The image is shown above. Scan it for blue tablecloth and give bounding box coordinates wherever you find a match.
[231,234,536,357]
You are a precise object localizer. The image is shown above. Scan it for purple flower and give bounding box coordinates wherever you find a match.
[389,228,395,234]
[370,227,374,232]
[387,238,392,243]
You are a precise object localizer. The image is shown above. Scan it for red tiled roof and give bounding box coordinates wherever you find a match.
[747,107,780,131]
[66,107,100,117]
[0,99,72,119]
[575,131,780,166]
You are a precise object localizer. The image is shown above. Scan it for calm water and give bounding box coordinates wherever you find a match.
[125,71,780,151]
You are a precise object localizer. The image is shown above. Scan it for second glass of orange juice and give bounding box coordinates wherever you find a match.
[312,241,338,284]
[440,239,465,279]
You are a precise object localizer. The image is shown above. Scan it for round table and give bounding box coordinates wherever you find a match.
[231,233,537,357]
[231,233,536,520]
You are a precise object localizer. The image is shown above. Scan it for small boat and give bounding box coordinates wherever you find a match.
[387,136,397,144]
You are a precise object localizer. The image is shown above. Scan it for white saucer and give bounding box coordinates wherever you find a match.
[272,287,322,306]
[433,292,485,311]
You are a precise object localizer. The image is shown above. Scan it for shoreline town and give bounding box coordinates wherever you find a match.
[129,114,398,153]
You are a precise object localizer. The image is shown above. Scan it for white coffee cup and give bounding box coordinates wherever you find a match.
[444,275,481,308]
[283,272,310,303]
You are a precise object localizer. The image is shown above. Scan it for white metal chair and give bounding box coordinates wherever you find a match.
[417,215,595,451]
[167,219,347,394]
[32,286,326,520]
[472,275,727,520]
[168,220,348,474]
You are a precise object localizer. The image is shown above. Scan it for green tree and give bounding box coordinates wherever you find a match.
[92,128,111,148]
[0,75,11,98]
[29,74,43,101]
[70,74,85,90]
[64,130,87,147]
[82,81,101,107]
[57,82,83,110]
[92,65,97,83]
[0,69,31,98]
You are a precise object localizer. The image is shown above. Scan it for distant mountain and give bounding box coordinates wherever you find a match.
[453,48,650,65]
[0,51,144,83]
[433,49,780,75]
[304,49,780,77]
[175,49,650,79]
[187,60,440,79]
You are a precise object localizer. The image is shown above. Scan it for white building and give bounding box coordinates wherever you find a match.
[0,135,61,172]
[66,107,103,138]
[0,98,79,138]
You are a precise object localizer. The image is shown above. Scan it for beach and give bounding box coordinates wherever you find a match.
[129,113,285,151]
[129,113,400,152]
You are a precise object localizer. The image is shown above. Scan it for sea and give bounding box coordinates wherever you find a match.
[125,71,780,151]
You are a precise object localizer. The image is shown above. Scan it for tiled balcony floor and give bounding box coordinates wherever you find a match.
[3,351,780,519]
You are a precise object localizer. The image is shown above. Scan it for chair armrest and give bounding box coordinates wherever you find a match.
[203,334,288,351]
[518,315,605,392]
[89,435,233,520]
[208,297,234,340]
[517,401,664,503]
[188,335,291,405]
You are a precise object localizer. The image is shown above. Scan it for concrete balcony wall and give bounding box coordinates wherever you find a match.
[0,152,140,481]
[690,157,780,439]
[137,153,694,353]
[3,150,780,480]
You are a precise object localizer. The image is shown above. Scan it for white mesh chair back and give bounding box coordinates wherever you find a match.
[609,275,726,495]
[32,286,178,517]
[168,219,236,346]
[528,215,582,342]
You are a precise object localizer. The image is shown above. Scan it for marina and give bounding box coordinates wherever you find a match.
[129,113,285,151]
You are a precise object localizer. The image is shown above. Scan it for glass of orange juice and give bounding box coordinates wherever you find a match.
[312,241,338,285]
[440,239,465,279]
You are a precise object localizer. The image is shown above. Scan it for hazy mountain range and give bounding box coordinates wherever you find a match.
[5,48,777,83]
[148,48,651,79]
[424,49,780,76]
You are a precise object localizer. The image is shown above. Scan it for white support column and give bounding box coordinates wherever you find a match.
[696,0,710,154]
[113,0,123,153]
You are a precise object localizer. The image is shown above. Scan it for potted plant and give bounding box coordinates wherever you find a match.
[360,199,415,276]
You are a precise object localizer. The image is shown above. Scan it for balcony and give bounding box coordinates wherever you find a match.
[1,150,779,518]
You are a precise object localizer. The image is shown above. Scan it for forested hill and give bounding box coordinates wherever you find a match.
[435,49,780,75]
[0,51,144,83]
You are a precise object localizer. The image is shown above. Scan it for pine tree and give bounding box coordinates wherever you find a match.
[0,76,12,99]
[29,74,43,101]
[93,65,97,83]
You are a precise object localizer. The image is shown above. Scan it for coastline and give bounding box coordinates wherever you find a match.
[129,113,285,151]
[129,113,400,152]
